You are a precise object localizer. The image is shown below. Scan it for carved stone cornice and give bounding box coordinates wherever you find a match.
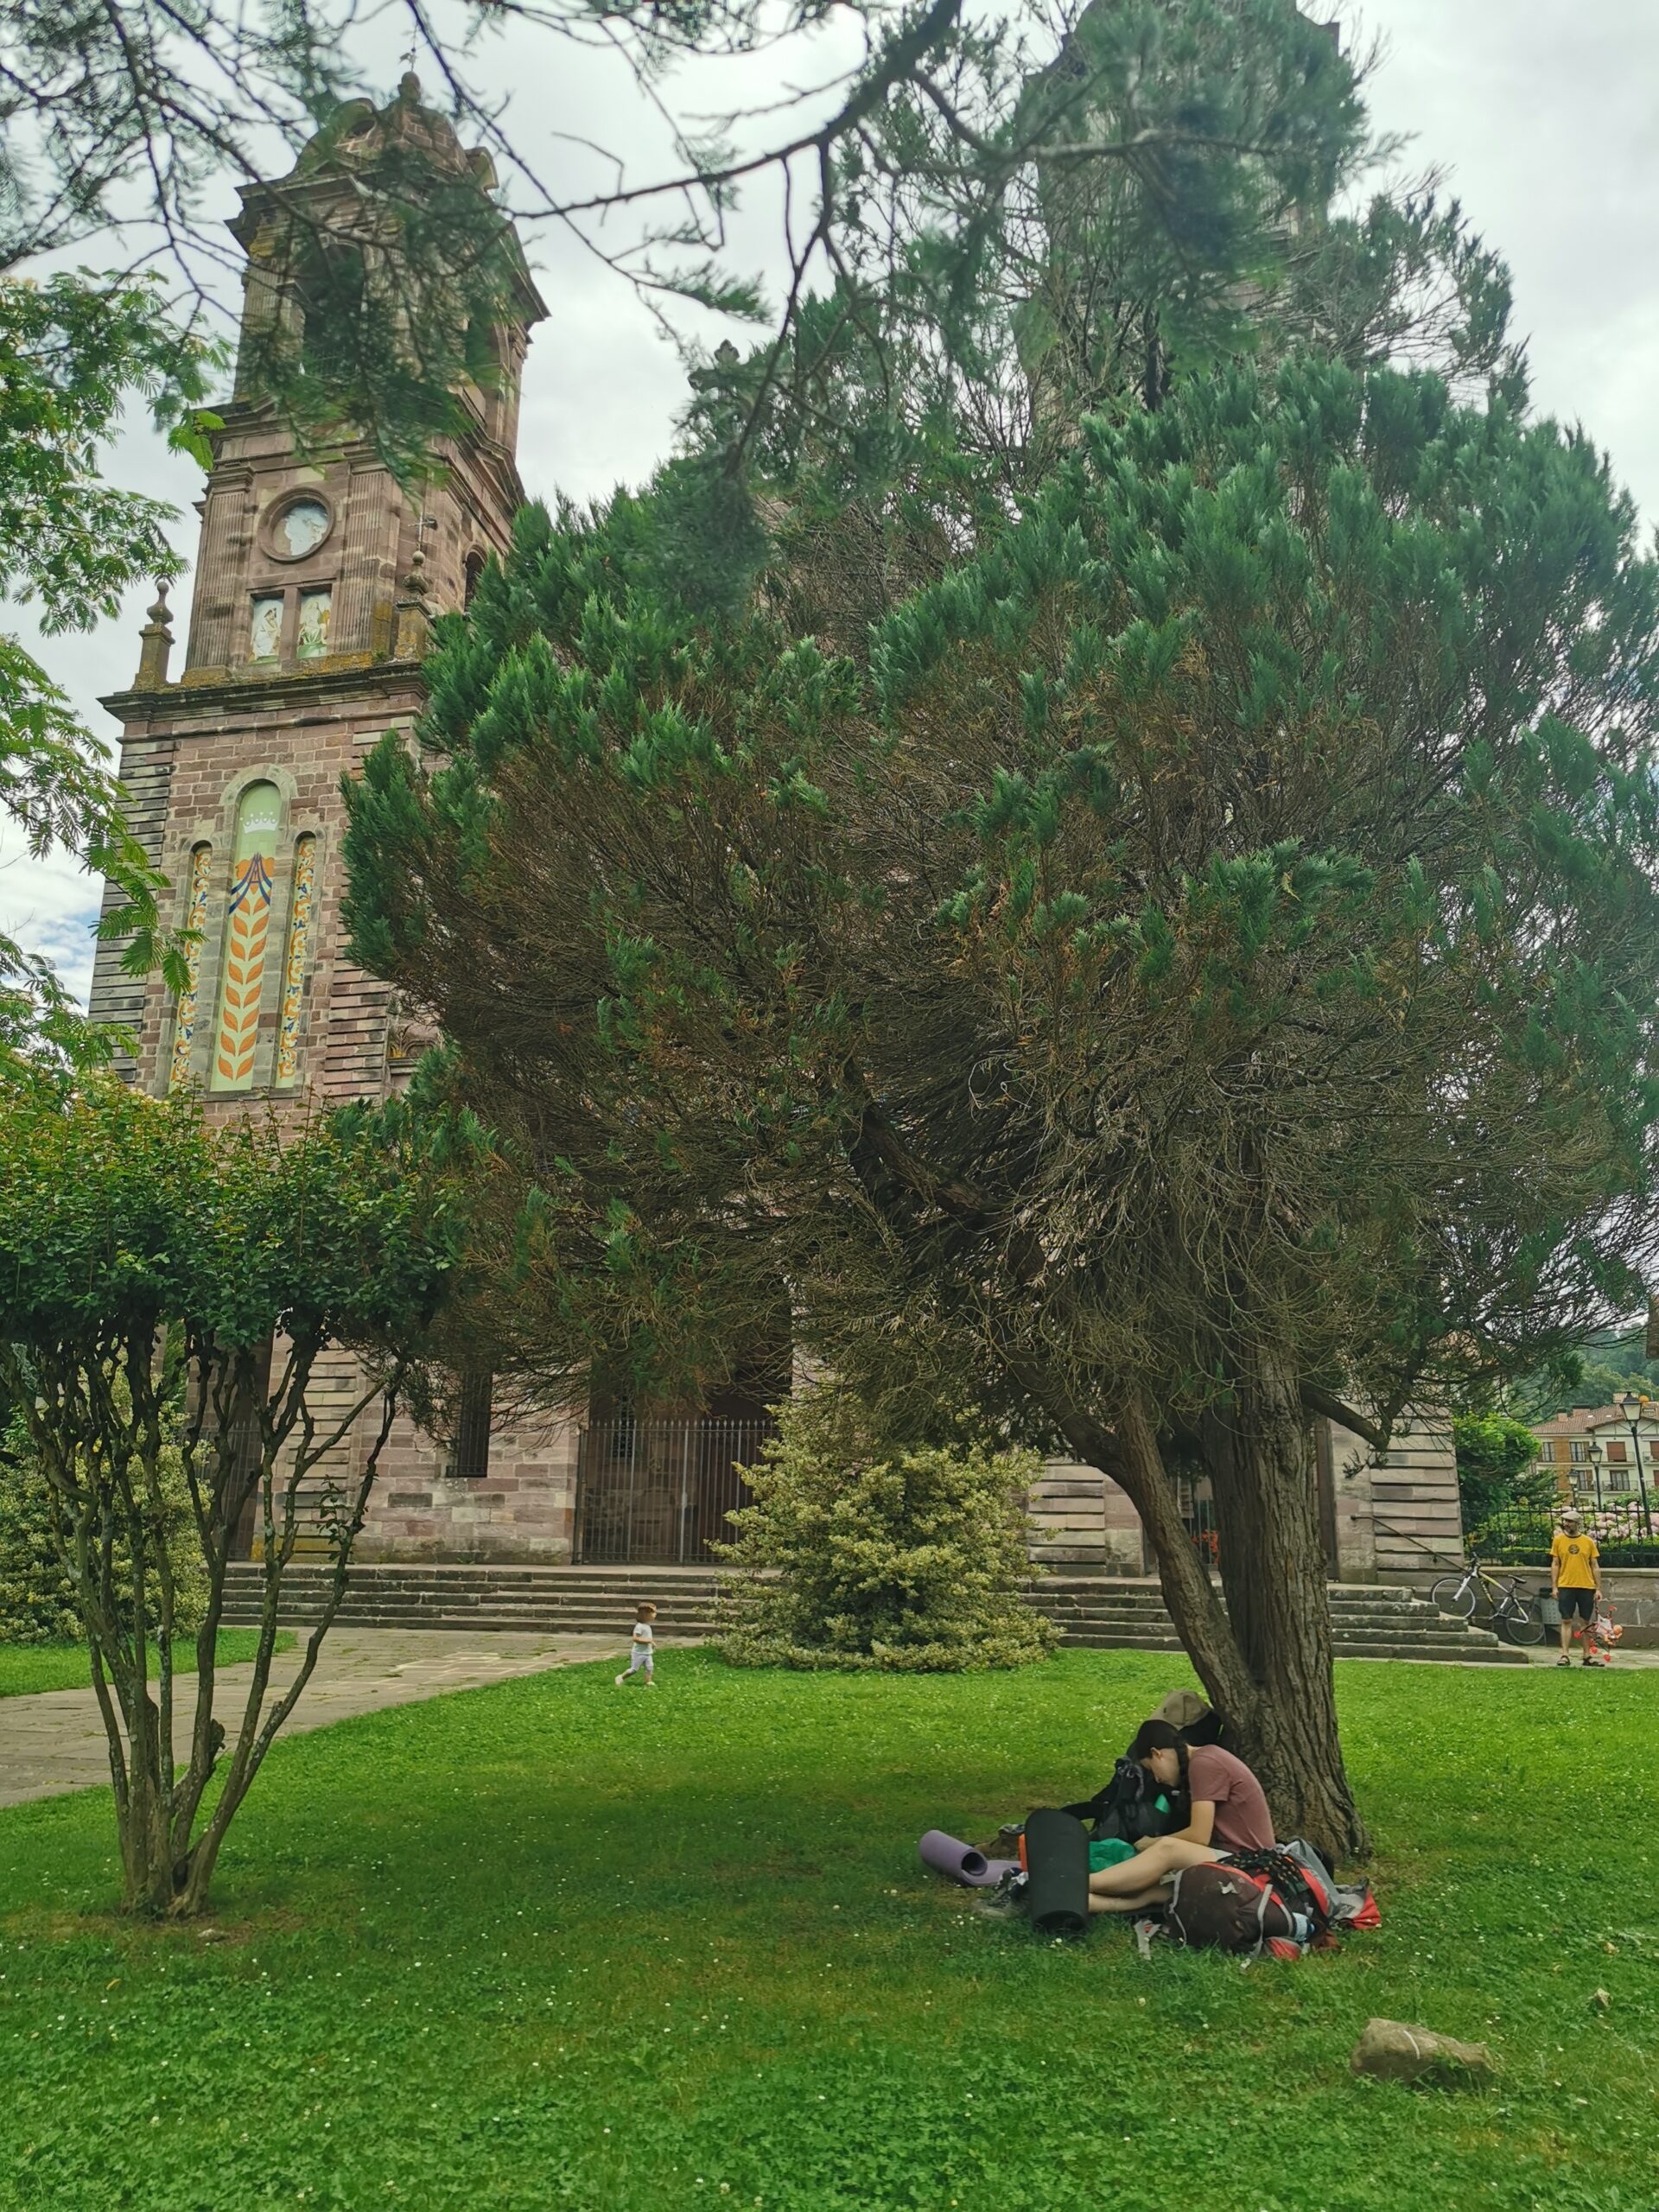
[100,656,429,726]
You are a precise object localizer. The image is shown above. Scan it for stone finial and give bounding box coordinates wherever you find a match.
[134,582,175,690]
[393,543,432,662]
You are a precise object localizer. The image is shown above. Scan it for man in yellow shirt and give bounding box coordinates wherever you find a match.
[1550,1508,1605,1667]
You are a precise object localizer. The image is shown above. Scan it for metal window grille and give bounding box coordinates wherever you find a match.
[574,1417,773,1564]
[1173,1474,1218,1566]
[452,1370,493,1481]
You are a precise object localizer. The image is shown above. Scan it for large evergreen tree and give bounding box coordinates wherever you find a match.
[346,355,1659,1859]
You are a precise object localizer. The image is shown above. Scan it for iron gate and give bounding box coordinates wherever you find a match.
[574,1417,773,1564]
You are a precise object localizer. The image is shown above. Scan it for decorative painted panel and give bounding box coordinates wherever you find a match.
[296,587,332,659]
[276,499,329,558]
[167,844,213,1091]
[275,835,317,1084]
[210,781,282,1092]
[250,594,283,660]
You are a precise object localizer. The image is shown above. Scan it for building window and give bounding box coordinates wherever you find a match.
[296,587,332,660]
[250,594,283,661]
[451,1370,493,1480]
[275,834,317,1085]
[1569,1440,1591,1463]
[1605,1440,1628,1464]
[463,550,486,607]
[168,843,213,1091]
[211,780,282,1093]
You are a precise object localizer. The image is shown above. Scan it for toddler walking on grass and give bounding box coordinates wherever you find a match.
[615,1602,658,1688]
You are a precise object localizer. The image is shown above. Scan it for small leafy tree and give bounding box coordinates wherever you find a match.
[0,1078,468,1916]
[1452,1414,1552,1544]
[715,1388,1054,1671]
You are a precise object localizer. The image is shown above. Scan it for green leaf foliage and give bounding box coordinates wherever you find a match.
[0,1393,207,1646]
[1450,1412,1552,1544]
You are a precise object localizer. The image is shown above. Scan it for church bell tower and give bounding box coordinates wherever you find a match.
[85,81,582,1560]
[89,74,546,1103]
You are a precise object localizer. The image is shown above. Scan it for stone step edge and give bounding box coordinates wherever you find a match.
[219,1605,1519,1656]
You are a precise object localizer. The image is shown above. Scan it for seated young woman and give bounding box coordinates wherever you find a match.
[1087,1719,1275,1916]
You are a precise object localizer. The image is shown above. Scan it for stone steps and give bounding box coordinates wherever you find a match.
[220,1565,1526,1662]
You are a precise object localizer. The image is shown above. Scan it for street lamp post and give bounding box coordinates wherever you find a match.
[1612,1392,1655,1541]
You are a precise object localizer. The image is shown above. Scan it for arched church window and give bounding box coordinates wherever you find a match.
[275,835,318,1086]
[168,843,213,1092]
[211,781,283,1093]
[463,550,486,607]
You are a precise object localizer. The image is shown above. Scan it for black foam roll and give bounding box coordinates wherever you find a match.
[1022,1806,1090,1936]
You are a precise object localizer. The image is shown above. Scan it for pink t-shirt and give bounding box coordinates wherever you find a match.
[1185,1745,1274,1853]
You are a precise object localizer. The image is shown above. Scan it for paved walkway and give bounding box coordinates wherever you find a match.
[0,1629,627,1809]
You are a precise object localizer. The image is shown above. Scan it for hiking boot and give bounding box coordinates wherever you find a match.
[974,1870,1030,1922]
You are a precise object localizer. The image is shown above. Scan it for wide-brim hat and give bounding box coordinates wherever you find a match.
[1154,1688,1212,1729]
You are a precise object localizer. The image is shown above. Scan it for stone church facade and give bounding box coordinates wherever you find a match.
[89,79,1463,1582]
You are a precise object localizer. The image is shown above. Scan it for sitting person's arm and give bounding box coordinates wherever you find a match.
[1135,1798,1215,1850]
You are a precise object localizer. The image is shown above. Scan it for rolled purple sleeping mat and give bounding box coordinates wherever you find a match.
[1022,1806,1090,1936]
[918,1830,1019,1888]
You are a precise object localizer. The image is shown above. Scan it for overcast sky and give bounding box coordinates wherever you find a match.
[5,0,1658,1001]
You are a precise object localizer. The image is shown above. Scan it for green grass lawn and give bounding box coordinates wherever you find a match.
[1,1649,1655,2212]
[0,1630,296,1700]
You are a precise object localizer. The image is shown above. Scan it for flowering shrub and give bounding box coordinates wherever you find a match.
[1582,1499,1657,1544]
[715,1386,1057,1672]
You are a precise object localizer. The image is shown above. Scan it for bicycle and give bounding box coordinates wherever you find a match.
[1427,1556,1546,1645]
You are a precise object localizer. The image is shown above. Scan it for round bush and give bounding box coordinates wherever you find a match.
[714,1387,1057,1671]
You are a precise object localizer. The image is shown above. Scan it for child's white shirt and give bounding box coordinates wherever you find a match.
[632,1621,654,1646]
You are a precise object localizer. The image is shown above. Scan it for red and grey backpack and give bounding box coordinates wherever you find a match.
[1158,1841,1376,1961]
[1164,1856,1306,1959]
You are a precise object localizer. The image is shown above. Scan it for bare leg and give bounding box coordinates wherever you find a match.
[1086,1836,1226,1903]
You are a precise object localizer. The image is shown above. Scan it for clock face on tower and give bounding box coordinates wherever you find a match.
[274,497,330,559]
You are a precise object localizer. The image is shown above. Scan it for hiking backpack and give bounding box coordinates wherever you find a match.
[1157,1842,1377,1961]
[1163,1859,1305,1959]
[1061,1758,1180,1844]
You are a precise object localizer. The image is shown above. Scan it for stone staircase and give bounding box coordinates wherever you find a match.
[221,1563,1526,1663]
[221,1561,723,1639]
[1038,1577,1527,1664]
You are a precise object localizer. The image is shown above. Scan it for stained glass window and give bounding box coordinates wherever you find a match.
[296,588,332,660]
[211,781,282,1092]
[275,835,317,1084]
[250,595,283,661]
[167,844,213,1091]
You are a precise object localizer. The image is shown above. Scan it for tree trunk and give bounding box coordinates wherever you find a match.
[1102,1390,1370,1867]
[1199,1365,1370,1864]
